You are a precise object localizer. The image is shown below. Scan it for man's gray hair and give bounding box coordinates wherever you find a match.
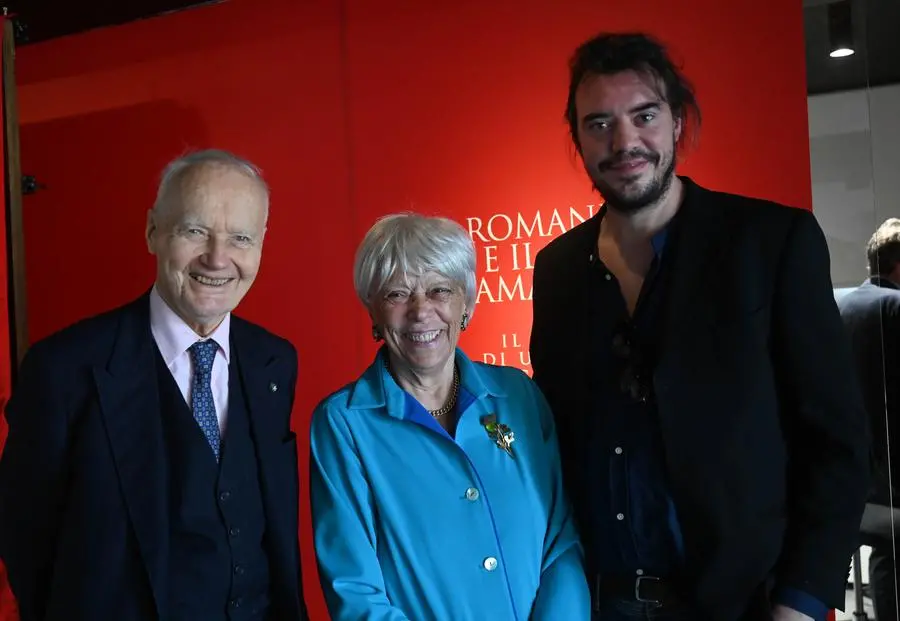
[354,213,477,316]
[152,148,270,217]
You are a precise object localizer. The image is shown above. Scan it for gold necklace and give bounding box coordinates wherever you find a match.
[386,356,460,418]
[429,366,460,418]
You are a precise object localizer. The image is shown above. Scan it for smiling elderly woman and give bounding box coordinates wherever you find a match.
[309,213,590,621]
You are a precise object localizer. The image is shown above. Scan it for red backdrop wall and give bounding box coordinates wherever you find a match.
[7,1,811,619]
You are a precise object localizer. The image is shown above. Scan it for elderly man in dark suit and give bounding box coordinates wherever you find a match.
[0,149,308,621]
[837,218,900,621]
[530,32,870,621]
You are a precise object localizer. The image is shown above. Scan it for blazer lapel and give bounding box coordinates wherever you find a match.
[656,179,734,377]
[92,295,169,617]
[231,320,298,597]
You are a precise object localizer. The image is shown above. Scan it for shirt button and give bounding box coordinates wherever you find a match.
[636,569,644,576]
[483,557,498,571]
[219,491,231,502]
[616,513,625,521]
[614,447,623,455]
[465,488,480,501]
[605,273,612,281]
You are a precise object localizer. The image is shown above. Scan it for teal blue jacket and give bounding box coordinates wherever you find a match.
[310,347,590,621]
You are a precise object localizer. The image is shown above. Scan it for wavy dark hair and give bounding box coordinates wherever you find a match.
[565,32,701,153]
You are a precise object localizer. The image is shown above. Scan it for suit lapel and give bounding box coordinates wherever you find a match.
[573,212,603,398]
[232,318,290,483]
[657,179,734,376]
[92,295,168,617]
[231,319,298,602]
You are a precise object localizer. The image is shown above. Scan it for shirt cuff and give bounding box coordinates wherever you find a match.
[773,586,829,621]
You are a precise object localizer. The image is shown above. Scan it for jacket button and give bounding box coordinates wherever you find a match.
[229,526,241,537]
[483,557,498,571]
[465,488,480,501]
[269,382,278,392]
[219,491,231,502]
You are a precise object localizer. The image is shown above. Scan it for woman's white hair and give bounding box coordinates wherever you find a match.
[354,213,477,317]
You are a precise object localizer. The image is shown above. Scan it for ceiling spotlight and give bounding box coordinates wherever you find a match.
[828,0,855,58]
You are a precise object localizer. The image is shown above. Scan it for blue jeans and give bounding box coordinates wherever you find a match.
[593,597,704,621]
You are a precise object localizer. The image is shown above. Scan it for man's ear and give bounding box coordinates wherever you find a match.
[146,210,158,254]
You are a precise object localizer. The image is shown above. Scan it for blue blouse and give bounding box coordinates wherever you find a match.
[309,347,590,621]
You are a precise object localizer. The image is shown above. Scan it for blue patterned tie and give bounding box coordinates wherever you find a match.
[189,339,221,461]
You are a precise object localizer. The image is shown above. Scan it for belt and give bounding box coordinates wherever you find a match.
[594,574,683,609]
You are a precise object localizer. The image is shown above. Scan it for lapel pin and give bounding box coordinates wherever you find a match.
[480,414,515,458]
[269,382,278,393]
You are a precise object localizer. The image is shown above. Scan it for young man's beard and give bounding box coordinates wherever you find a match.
[592,152,676,214]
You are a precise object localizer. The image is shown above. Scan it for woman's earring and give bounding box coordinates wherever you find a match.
[460,313,469,332]
[372,325,383,341]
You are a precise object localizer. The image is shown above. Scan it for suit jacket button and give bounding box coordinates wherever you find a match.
[269,382,278,392]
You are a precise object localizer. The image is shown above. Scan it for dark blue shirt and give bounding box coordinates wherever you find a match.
[584,208,826,620]
[585,217,682,578]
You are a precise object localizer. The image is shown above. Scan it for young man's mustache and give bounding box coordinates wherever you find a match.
[598,150,660,171]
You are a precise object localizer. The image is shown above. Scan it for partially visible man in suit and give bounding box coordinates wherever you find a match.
[837,218,900,620]
[0,150,308,621]
[530,32,870,621]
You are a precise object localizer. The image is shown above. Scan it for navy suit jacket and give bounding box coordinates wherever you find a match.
[837,277,900,504]
[0,294,308,621]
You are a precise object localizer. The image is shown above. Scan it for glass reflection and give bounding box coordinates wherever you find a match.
[810,0,900,616]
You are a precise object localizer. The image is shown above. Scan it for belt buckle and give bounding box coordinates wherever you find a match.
[635,575,661,603]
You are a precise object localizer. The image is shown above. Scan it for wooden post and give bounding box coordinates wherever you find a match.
[3,16,27,372]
